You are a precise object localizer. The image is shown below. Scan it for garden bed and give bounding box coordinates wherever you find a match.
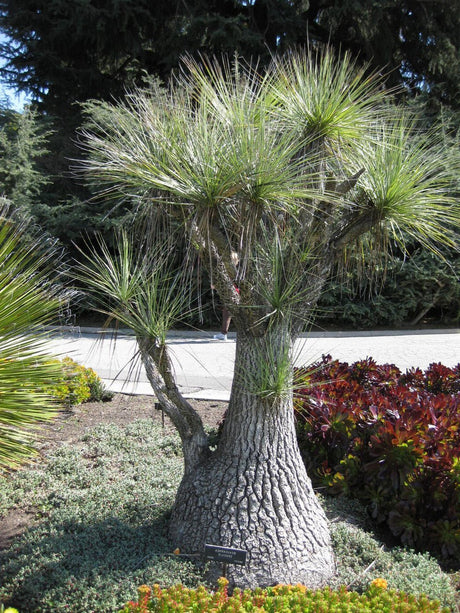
[0,394,227,552]
[0,393,457,612]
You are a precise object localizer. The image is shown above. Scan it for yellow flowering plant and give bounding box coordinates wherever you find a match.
[371,578,388,590]
[119,578,450,612]
[43,357,111,405]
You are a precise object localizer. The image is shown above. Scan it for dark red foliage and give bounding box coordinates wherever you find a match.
[294,356,460,566]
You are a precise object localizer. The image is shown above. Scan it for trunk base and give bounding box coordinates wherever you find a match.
[170,450,335,589]
[170,332,335,589]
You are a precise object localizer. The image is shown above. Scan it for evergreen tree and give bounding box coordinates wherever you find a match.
[0,0,306,116]
[1,1,458,115]
[306,0,460,108]
[0,104,50,215]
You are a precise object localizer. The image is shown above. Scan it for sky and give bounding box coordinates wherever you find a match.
[1,86,30,111]
[0,32,31,111]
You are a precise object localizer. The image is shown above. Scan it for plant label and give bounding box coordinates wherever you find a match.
[204,544,247,566]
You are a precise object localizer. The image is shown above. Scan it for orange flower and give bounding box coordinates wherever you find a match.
[371,577,388,590]
[138,584,152,597]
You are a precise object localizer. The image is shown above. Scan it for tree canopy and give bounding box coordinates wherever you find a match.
[1,0,459,116]
[0,0,458,326]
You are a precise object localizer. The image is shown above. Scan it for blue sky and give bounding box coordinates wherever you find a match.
[0,32,31,111]
[1,85,30,111]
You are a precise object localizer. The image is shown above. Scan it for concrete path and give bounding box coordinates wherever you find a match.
[45,327,459,401]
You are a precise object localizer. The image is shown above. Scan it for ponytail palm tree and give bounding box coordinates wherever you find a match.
[0,204,66,471]
[79,50,459,588]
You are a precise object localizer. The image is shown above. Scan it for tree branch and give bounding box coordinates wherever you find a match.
[329,203,380,252]
[409,281,444,326]
[335,168,365,195]
[137,336,210,475]
[189,219,243,310]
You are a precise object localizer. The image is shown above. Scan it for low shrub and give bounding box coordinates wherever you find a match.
[119,577,450,612]
[44,357,113,405]
[294,356,460,566]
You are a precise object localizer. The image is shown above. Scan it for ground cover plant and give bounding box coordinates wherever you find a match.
[120,577,450,613]
[295,357,460,566]
[0,415,204,612]
[0,395,457,612]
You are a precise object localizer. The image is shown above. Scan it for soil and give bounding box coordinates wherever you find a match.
[0,394,228,553]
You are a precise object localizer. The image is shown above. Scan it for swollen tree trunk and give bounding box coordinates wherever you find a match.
[170,328,335,588]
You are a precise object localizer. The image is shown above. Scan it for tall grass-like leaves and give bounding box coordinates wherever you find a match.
[76,230,191,345]
[348,117,460,255]
[0,205,66,471]
[80,58,319,233]
[270,49,387,147]
[81,88,240,209]
[251,225,319,328]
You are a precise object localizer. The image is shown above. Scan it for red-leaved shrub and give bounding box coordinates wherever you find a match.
[294,356,460,566]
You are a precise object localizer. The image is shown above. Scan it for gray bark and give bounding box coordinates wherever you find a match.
[137,336,209,475]
[170,329,335,588]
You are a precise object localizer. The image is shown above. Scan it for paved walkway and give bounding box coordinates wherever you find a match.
[45,328,459,401]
